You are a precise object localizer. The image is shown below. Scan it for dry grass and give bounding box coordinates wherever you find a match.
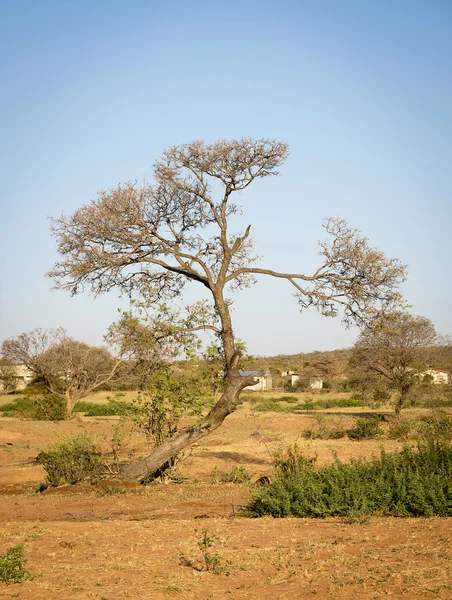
[0,402,451,599]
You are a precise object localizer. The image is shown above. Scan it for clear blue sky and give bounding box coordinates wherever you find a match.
[1,0,451,356]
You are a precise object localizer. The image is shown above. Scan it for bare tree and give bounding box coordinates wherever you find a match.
[48,138,407,480]
[349,311,438,415]
[0,361,21,393]
[1,328,122,417]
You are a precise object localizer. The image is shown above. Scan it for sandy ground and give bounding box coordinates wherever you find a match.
[0,401,451,599]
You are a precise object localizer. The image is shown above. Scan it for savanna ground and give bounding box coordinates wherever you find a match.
[0,391,451,599]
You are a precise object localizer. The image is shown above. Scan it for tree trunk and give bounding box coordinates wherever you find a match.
[395,388,407,417]
[65,390,73,419]
[119,358,253,482]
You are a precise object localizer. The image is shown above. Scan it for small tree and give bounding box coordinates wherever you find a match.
[107,302,205,476]
[349,311,438,415]
[48,138,407,480]
[1,328,122,418]
[0,362,21,394]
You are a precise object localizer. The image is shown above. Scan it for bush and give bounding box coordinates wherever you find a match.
[301,416,346,440]
[388,412,452,441]
[277,395,299,403]
[0,395,65,420]
[317,397,362,409]
[37,433,104,486]
[423,393,452,409]
[348,416,383,440]
[0,545,34,584]
[222,465,251,484]
[73,397,138,417]
[388,417,419,440]
[249,397,295,412]
[246,437,452,518]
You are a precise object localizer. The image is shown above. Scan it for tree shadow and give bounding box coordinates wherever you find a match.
[206,451,268,465]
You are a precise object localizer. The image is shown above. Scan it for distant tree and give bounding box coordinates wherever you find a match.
[0,361,21,394]
[48,138,407,481]
[349,311,438,414]
[1,328,122,418]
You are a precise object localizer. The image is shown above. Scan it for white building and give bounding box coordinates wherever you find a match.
[241,370,273,391]
[422,369,450,385]
[290,374,323,390]
[0,364,35,392]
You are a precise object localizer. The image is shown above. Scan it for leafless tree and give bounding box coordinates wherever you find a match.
[349,311,438,414]
[48,138,407,480]
[0,361,21,394]
[1,328,122,417]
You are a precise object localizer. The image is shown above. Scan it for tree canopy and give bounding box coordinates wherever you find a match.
[1,328,122,417]
[349,311,438,414]
[48,138,407,480]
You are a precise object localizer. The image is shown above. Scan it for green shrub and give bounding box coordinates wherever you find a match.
[301,424,346,440]
[246,438,452,518]
[196,528,232,575]
[348,416,383,440]
[423,394,452,409]
[0,395,65,420]
[222,465,251,484]
[249,397,292,412]
[388,413,452,441]
[301,397,317,412]
[421,412,452,438]
[0,545,34,584]
[73,398,138,417]
[301,415,346,440]
[37,433,104,486]
[277,395,299,403]
[317,397,362,409]
[388,417,419,440]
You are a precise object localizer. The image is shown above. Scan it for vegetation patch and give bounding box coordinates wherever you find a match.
[74,396,138,417]
[347,416,384,440]
[246,435,452,518]
[211,465,251,484]
[301,416,347,440]
[246,394,366,414]
[37,432,104,486]
[388,412,452,441]
[316,397,363,409]
[180,529,232,575]
[0,395,65,420]
[0,545,34,585]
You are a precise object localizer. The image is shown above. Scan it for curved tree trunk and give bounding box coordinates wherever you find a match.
[119,355,253,482]
[395,387,408,417]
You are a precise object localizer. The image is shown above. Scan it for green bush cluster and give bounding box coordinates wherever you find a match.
[0,395,65,420]
[246,394,367,414]
[248,397,294,412]
[37,433,104,486]
[317,397,363,409]
[348,416,384,440]
[301,424,346,440]
[388,412,452,441]
[212,465,251,484]
[73,397,138,417]
[0,545,34,584]
[246,436,452,518]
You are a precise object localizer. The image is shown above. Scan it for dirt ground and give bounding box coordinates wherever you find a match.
[0,398,451,599]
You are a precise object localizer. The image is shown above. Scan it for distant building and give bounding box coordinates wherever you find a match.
[0,365,34,392]
[421,369,450,385]
[241,370,273,391]
[290,374,323,390]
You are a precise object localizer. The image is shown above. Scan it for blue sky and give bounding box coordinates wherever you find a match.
[1,0,451,356]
